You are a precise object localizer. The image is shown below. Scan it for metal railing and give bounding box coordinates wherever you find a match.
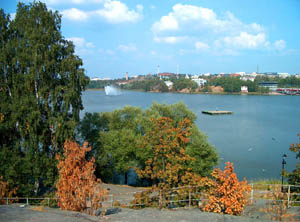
[1,197,58,207]
[2,183,300,208]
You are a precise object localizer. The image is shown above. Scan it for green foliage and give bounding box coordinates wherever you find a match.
[87,80,114,89]
[186,127,218,176]
[278,76,300,88]
[209,77,242,93]
[78,102,217,184]
[173,78,198,91]
[121,79,169,92]
[77,112,104,150]
[0,2,88,196]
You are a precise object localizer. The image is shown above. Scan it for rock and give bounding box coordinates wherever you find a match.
[96,207,121,216]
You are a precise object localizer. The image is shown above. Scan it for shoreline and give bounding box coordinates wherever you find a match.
[86,88,295,96]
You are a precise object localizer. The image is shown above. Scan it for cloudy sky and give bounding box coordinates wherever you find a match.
[1,0,300,78]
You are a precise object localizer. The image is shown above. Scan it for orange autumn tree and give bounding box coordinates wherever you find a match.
[202,162,251,215]
[0,176,17,204]
[136,117,195,190]
[134,117,215,208]
[56,141,107,214]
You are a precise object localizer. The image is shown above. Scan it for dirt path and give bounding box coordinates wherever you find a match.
[99,183,149,207]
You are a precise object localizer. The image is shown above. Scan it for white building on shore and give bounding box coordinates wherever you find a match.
[192,78,207,87]
[164,81,173,90]
[278,73,290,78]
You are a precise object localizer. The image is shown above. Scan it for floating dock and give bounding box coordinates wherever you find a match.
[202,110,233,115]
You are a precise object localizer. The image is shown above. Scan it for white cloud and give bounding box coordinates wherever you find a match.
[61,1,142,23]
[153,36,187,44]
[274,40,286,51]
[151,3,286,54]
[40,0,104,5]
[152,4,260,35]
[195,41,210,50]
[118,43,137,52]
[217,32,269,49]
[67,37,95,54]
[62,8,89,21]
[94,1,142,23]
[152,14,179,32]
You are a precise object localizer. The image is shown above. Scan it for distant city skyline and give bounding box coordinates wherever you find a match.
[1,0,300,78]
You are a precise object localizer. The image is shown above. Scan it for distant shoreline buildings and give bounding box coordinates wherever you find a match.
[90,71,300,81]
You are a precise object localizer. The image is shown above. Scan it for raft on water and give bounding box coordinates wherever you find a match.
[202,110,233,115]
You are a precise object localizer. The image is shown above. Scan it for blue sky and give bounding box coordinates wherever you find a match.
[1,0,300,78]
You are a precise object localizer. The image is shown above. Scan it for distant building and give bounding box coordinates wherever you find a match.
[230,73,241,77]
[259,82,278,91]
[126,72,128,81]
[264,72,278,75]
[203,73,211,77]
[278,73,289,79]
[185,74,190,79]
[295,74,300,78]
[191,75,199,79]
[240,76,255,82]
[91,77,111,81]
[91,77,102,81]
[241,86,248,93]
[116,81,128,86]
[159,72,174,79]
[192,78,207,87]
[264,72,278,78]
[164,81,173,90]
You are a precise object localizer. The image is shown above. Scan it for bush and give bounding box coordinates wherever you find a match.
[0,176,17,204]
[202,162,251,215]
[56,141,108,215]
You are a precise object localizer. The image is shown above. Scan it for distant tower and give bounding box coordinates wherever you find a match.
[126,72,128,81]
[157,65,161,79]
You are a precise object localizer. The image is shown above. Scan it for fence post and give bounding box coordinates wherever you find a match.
[287,185,291,208]
[111,194,114,207]
[251,184,254,203]
[159,190,162,209]
[188,188,191,208]
[6,197,8,205]
[26,198,29,206]
[47,198,50,207]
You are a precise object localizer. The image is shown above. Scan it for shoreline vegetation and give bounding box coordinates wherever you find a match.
[87,87,289,96]
[87,75,300,96]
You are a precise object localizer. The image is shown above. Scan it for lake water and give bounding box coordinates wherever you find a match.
[82,90,300,181]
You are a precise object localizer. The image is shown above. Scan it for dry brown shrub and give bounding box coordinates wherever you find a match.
[0,176,17,204]
[56,141,108,215]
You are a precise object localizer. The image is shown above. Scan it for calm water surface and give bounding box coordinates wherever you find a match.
[82,90,300,181]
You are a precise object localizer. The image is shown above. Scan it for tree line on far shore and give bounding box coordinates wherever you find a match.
[87,75,300,93]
